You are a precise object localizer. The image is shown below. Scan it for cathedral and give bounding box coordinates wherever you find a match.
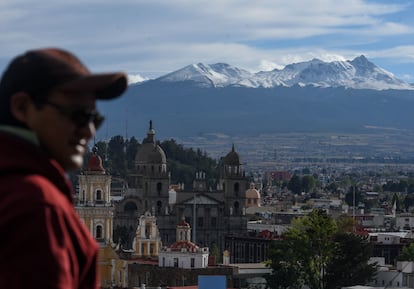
[113,121,248,252]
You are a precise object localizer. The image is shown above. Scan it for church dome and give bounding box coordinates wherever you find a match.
[135,121,167,164]
[245,183,260,199]
[223,144,240,166]
[85,147,105,174]
[136,144,166,164]
[177,219,191,228]
[245,182,261,207]
[170,240,199,252]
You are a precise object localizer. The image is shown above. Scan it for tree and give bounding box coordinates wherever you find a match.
[345,186,364,207]
[107,135,126,176]
[396,243,414,261]
[325,233,376,289]
[266,209,376,289]
[302,175,316,193]
[265,240,303,289]
[288,175,302,194]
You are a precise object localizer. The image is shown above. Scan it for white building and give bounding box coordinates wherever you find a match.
[396,213,414,230]
[158,218,209,269]
[367,258,414,288]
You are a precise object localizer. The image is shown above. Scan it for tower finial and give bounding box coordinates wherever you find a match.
[144,120,155,144]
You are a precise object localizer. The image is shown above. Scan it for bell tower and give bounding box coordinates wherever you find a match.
[76,147,114,245]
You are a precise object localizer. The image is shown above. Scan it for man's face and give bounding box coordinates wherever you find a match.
[26,90,99,171]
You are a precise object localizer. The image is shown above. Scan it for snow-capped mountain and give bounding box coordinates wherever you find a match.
[158,63,254,88]
[156,55,413,90]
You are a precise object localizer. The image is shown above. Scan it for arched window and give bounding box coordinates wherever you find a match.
[157,182,162,196]
[96,225,103,239]
[234,201,239,216]
[157,201,162,215]
[234,183,239,194]
[124,201,138,212]
[96,189,102,201]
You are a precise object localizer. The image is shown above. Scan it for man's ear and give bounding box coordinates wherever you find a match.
[10,92,32,124]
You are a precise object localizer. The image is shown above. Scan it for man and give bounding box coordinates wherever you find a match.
[0,48,127,288]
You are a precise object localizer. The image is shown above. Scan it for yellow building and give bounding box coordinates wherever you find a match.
[131,211,162,258]
[76,148,128,288]
[245,182,261,208]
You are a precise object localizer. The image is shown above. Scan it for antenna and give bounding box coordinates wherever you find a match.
[125,108,129,141]
[124,108,128,154]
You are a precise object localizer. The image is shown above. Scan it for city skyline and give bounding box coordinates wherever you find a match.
[0,0,414,83]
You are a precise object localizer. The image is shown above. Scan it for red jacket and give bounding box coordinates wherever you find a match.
[0,131,99,289]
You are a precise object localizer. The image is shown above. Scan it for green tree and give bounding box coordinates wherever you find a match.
[404,194,414,212]
[160,139,218,189]
[302,175,316,193]
[265,240,303,289]
[107,135,126,176]
[288,175,302,194]
[345,186,364,207]
[391,193,402,212]
[396,243,414,261]
[266,209,376,289]
[325,233,376,289]
[125,137,140,170]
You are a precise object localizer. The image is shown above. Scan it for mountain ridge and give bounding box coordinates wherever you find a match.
[96,56,414,140]
[154,55,413,90]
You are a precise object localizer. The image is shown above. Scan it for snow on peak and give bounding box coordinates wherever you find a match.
[157,62,253,88]
[157,56,413,90]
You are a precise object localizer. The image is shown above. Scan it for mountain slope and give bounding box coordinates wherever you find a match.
[98,82,414,139]
[156,55,413,90]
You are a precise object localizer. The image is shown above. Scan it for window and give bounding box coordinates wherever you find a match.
[96,190,102,201]
[157,201,162,215]
[96,225,103,239]
[145,223,150,238]
[234,201,239,215]
[197,217,203,227]
[211,217,217,227]
[157,182,162,195]
[124,201,138,212]
[191,258,195,268]
[174,258,178,267]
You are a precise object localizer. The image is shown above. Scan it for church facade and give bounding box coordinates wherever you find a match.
[76,148,128,288]
[113,121,248,252]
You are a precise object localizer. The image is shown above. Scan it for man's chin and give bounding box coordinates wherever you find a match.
[63,155,84,171]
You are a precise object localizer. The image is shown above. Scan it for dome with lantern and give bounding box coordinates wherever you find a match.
[85,147,105,174]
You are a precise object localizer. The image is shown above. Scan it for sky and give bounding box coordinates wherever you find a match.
[1,0,414,83]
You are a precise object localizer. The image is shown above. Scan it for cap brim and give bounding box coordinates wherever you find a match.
[57,72,128,100]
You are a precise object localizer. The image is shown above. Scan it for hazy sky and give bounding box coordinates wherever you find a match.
[1,0,414,83]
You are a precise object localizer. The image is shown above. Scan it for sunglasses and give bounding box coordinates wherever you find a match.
[43,101,105,130]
